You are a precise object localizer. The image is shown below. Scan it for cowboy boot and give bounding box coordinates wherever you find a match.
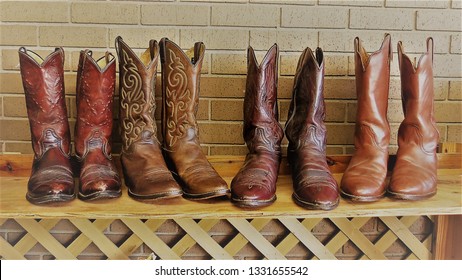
[74,50,121,201]
[230,44,284,207]
[388,38,439,200]
[115,37,182,200]
[159,38,228,200]
[285,47,339,210]
[18,47,75,204]
[340,34,392,202]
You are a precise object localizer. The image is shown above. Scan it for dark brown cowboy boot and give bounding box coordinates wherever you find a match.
[116,37,182,200]
[340,34,392,202]
[230,44,284,207]
[18,47,75,204]
[388,38,439,200]
[285,47,339,210]
[75,50,121,201]
[159,38,228,200]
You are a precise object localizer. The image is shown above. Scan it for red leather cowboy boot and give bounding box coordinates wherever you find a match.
[159,38,228,199]
[340,34,392,202]
[75,50,121,201]
[18,47,75,204]
[231,44,284,207]
[388,38,439,200]
[116,36,182,200]
[285,47,339,210]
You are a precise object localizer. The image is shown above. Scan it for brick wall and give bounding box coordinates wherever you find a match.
[0,0,460,260]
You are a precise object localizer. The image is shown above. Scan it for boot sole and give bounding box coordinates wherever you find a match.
[231,195,276,208]
[183,188,230,200]
[292,193,339,211]
[26,193,75,205]
[128,188,183,201]
[340,190,385,202]
[387,190,436,201]
[78,190,121,201]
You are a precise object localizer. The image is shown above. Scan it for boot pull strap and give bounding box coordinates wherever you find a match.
[159,38,167,65]
[104,51,111,65]
[149,39,158,60]
[397,41,405,70]
[115,36,122,57]
[193,42,204,64]
[426,37,434,65]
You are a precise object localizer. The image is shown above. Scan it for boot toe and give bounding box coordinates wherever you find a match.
[388,173,436,200]
[294,183,339,210]
[341,175,386,202]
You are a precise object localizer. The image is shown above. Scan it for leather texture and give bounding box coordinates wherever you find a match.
[18,47,75,204]
[116,36,182,200]
[159,38,228,199]
[75,50,121,201]
[388,38,439,200]
[285,47,339,210]
[340,34,392,202]
[230,44,284,207]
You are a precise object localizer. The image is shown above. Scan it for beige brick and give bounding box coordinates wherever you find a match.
[278,76,295,99]
[387,100,405,123]
[0,73,24,94]
[434,80,449,100]
[435,102,462,122]
[324,78,356,99]
[3,96,27,117]
[211,99,243,121]
[72,2,138,24]
[198,122,244,144]
[109,27,176,49]
[326,146,344,155]
[250,0,315,4]
[250,30,318,52]
[2,49,72,71]
[1,1,69,22]
[386,0,449,8]
[39,26,107,48]
[211,54,247,75]
[209,145,248,156]
[417,10,462,31]
[200,76,246,98]
[447,125,462,142]
[4,142,33,154]
[182,0,246,2]
[434,54,462,78]
[181,29,248,50]
[141,4,208,26]
[453,0,462,8]
[451,34,462,54]
[326,124,355,144]
[319,0,382,6]
[282,6,347,28]
[211,5,278,27]
[0,97,3,117]
[0,25,37,46]
[449,80,462,100]
[0,119,30,141]
[350,8,413,30]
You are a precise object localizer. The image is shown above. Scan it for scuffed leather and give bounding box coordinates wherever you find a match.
[75,50,121,201]
[116,36,182,200]
[340,34,392,201]
[159,38,228,199]
[388,38,439,200]
[19,47,75,204]
[285,47,339,210]
[231,44,284,207]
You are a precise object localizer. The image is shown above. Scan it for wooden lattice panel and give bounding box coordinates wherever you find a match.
[0,216,434,260]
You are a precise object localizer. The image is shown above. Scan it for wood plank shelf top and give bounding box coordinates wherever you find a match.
[0,154,461,219]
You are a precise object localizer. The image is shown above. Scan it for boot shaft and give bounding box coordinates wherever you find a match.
[397,37,439,150]
[116,36,159,152]
[353,34,392,149]
[75,50,116,158]
[285,47,326,150]
[243,44,283,153]
[18,47,70,158]
[159,38,205,148]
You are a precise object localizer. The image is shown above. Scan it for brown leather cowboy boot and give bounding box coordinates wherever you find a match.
[230,44,284,207]
[116,37,182,200]
[159,38,228,200]
[75,50,121,201]
[388,38,439,200]
[340,34,392,202]
[18,47,75,204]
[285,47,339,210]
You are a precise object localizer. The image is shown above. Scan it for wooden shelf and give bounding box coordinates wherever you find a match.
[1,154,460,219]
